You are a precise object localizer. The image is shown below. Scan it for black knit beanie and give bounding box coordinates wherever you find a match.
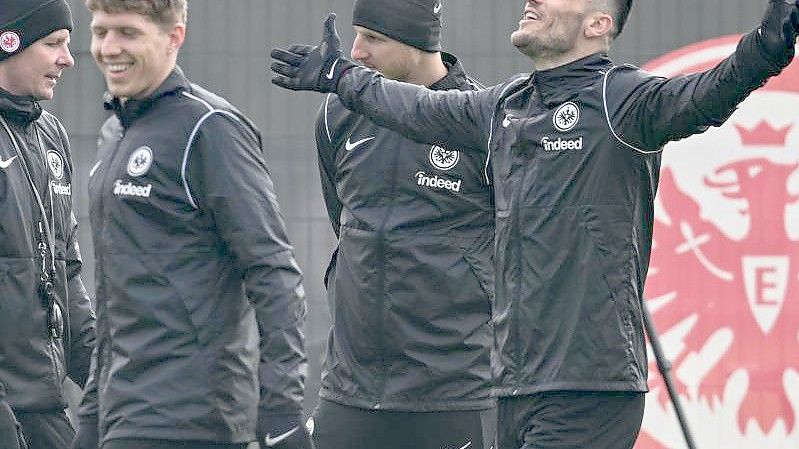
[352,0,443,52]
[0,0,73,62]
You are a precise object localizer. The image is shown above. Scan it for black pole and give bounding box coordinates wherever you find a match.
[642,302,698,449]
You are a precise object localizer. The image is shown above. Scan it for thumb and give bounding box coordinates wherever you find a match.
[322,13,341,52]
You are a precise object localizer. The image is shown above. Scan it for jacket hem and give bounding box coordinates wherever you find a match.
[319,389,496,412]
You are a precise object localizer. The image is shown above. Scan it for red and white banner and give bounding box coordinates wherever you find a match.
[637,36,799,449]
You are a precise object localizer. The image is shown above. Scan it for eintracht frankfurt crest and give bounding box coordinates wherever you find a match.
[636,36,799,449]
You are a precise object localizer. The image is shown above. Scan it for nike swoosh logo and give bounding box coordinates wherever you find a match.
[264,426,300,447]
[458,442,473,449]
[0,155,17,169]
[326,58,340,80]
[502,115,512,128]
[345,136,375,151]
[434,2,442,14]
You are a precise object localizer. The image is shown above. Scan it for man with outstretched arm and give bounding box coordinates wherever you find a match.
[270,1,799,448]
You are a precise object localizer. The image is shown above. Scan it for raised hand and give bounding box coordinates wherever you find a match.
[270,13,356,93]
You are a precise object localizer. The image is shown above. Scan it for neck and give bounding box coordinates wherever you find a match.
[407,51,448,87]
[530,41,609,71]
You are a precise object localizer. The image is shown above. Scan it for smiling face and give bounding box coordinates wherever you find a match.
[0,29,74,101]
[511,0,614,68]
[90,10,184,100]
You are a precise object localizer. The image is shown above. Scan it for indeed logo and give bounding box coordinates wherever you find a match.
[415,171,462,193]
[51,181,71,196]
[113,180,152,198]
[541,136,583,152]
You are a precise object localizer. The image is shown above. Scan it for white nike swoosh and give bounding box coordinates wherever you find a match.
[0,155,17,169]
[434,2,442,14]
[345,136,375,151]
[458,442,473,449]
[264,426,300,447]
[326,58,340,80]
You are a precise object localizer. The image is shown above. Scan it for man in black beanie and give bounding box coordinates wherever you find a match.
[308,1,497,448]
[0,1,97,448]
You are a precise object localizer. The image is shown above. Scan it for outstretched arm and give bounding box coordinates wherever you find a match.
[611,0,799,150]
[271,13,495,153]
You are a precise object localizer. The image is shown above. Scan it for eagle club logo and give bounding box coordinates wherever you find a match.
[127,146,153,177]
[47,151,64,180]
[0,31,20,53]
[429,145,460,170]
[636,36,799,449]
[553,101,580,132]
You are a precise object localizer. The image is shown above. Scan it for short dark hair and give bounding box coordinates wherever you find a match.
[85,0,187,28]
[612,0,633,39]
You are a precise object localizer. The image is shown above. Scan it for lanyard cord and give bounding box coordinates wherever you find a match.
[0,115,56,273]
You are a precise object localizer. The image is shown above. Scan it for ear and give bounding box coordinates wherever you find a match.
[584,11,614,39]
[167,22,186,53]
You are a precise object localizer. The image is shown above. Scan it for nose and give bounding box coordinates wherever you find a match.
[97,33,122,58]
[58,46,74,68]
[350,34,368,61]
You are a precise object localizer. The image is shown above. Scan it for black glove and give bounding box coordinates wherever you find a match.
[758,0,799,65]
[0,398,25,449]
[69,417,99,449]
[258,413,314,449]
[270,13,356,93]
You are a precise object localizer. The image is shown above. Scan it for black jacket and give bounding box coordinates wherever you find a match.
[0,89,95,411]
[332,30,787,396]
[316,54,495,411]
[80,69,307,444]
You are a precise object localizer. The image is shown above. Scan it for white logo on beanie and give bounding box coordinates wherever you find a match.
[0,31,21,53]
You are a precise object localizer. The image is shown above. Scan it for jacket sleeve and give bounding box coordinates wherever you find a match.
[336,67,499,153]
[610,29,791,151]
[315,95,343,238]
[186,111,307,415]
[65,214,96,388]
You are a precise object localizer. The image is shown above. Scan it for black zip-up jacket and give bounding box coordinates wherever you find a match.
[79,68,308,444]
[315,54,495,411]
[330,30,788,396]
[0,89,95,411]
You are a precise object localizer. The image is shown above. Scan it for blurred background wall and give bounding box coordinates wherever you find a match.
[54,0,771,435]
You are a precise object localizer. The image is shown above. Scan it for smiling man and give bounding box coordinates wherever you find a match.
[270,0,799,447]
[0,1,96,448]
[310,1,496,449]
[71,1,313,449]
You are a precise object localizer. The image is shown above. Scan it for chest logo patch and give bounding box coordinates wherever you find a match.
[0,31,21,53]
[429,145,460,171]
[46,151,64,180]
[553,101,580,132]
[127,146,153,177]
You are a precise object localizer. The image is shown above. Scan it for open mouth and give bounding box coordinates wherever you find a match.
[106,62,134,75]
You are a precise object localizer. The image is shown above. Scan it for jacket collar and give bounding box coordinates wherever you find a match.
[529,52,613,107]
[0,88,43,125]
[430,52,471,91]
[105,66,191,128]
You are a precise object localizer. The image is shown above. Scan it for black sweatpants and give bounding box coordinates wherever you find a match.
[497,391,645,449]
[15,409,74,449]
[103,439,249,449]
[310,398,497,449]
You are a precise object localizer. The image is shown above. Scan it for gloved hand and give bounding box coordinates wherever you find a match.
[0,398,25,449]
[270,13,356,93]
[69,416,99,449]
[258,413,314,449]
[758,0,799,65]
